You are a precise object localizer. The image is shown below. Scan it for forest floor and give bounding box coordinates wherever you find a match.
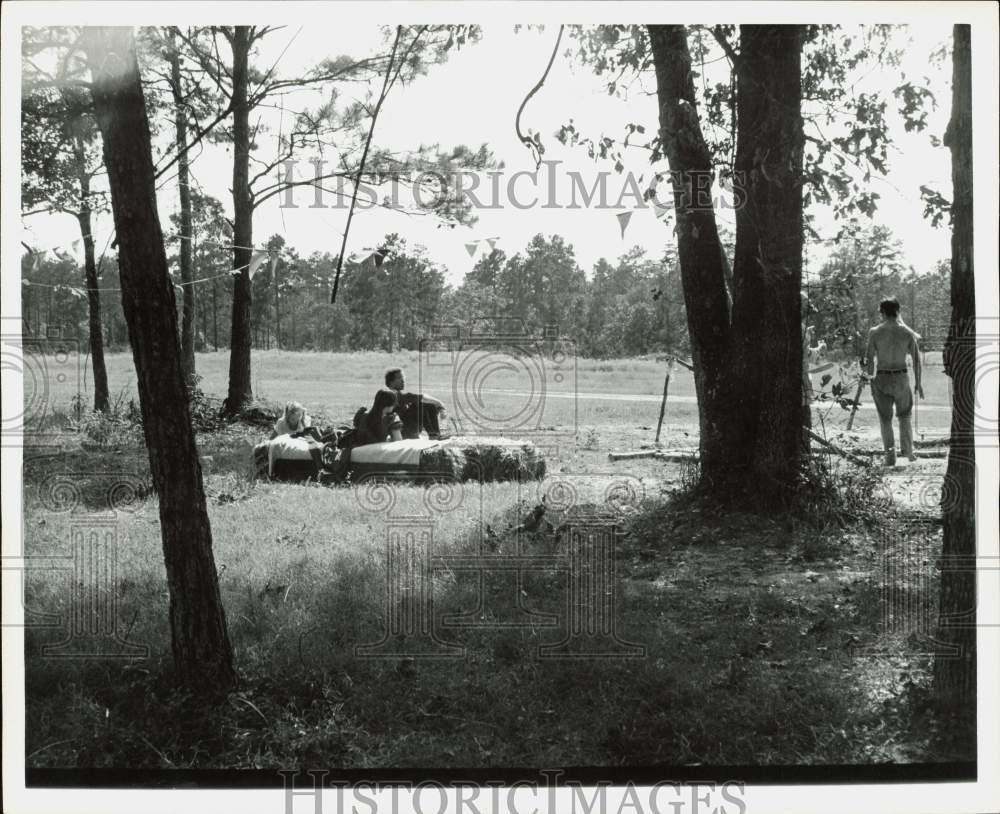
[17,351,973,771]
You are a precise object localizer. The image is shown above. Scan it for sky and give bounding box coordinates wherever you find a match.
[19,22,955,288]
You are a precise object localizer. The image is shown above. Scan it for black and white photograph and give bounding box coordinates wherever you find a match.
[2,3,998,813]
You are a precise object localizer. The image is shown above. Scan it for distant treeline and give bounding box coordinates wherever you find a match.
[22,215,948,360]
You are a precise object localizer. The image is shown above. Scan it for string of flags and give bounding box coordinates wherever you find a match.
[22,268,241,297]
[345,247,390,270]
[462,236,501,259]
[22,232,285,286]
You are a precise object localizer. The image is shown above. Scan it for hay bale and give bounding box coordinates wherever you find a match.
[429,437,546,483]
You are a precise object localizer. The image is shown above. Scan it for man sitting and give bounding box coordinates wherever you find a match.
[384,367,450,440]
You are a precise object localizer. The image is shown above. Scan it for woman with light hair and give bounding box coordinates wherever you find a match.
[271,401,320,440]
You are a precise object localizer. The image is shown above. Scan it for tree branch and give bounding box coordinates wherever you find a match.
[250,169,353,210]
[711,26,741,70]
[332,26,404,303]
[153,100,234,180]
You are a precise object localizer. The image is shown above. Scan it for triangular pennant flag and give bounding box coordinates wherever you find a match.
[465,242,479,258]
[486,237,499,251]
[248,250,269,278]
[616,211,633,239]
[653,201,671,221]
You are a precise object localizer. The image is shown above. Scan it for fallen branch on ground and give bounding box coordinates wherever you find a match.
[609,450,698,462]
[807,430,870,467]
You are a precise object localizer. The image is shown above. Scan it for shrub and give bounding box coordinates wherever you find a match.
[70,389,143,449]
[797,453,893,529]
[186,374,226,433]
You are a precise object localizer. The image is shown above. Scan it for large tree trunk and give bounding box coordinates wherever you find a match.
[647,25,733,475]
[935,23,975,711]
[648,25,805,506]
[75,165,110,413]
[225,26,254,413]
[83,26,237,692]
[168,28,196,383]
[727,25,806,502]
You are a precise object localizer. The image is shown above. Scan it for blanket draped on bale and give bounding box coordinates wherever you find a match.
[253,435,323,480]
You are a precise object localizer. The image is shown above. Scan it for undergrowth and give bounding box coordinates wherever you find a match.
[21,418,967,770]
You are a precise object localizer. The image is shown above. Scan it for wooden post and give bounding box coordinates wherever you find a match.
[846,377,866,430]
[655,357,675,445]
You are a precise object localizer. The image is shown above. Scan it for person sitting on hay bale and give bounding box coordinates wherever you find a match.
[259,402,336,480]
[355,388,404,446]
[386,367,451,441]
[348,368,450,449]
[271,401,322,442]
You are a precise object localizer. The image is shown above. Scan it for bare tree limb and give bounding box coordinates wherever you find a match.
[331,26,404,303]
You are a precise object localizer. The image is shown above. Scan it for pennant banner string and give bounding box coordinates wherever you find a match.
[616,211,633,239]
[22,268,239,295]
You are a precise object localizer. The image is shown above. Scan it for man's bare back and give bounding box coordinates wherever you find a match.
[866,320,920,373]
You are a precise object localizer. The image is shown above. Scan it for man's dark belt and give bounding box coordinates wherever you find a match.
[876,369,907,374]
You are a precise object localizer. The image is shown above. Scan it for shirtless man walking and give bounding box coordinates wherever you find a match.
[863,297,924,466]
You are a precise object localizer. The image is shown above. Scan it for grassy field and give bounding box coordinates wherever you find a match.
[32,347,954,438]
[18,350,969,770]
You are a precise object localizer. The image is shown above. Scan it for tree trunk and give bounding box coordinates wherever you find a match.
[168,28,196,383]
[647,25,732,475]
[225,26,253,413]
[83,26,237,692]
[935,23,976,711]
[212,279,219,350]
[648,25,805,506]
[75,166,110,413]
[200,285,208,352]
[273,258,281,349]
[728,25,806,502]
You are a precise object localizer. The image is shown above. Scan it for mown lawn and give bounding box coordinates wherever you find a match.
[17,351,969,769]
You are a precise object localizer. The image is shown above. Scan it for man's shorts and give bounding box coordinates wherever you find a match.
[871,370,913,419]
